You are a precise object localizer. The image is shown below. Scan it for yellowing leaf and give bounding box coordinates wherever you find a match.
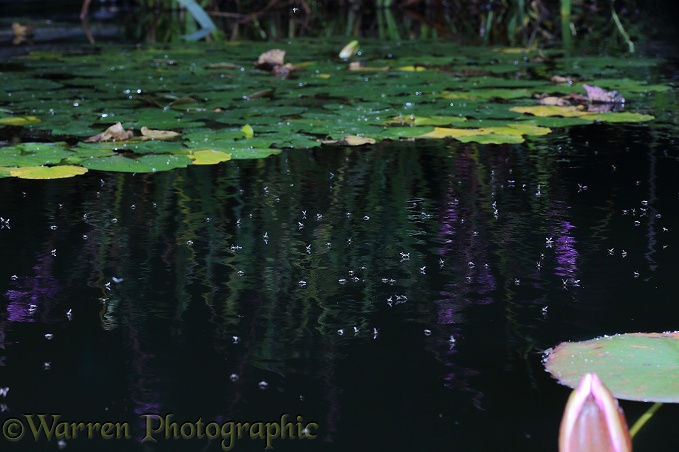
[394,65,427,72]
[339,40,360,59]
[418,124,551,144]
[241,124,254,138]
[505,123,552,136]
[348,62,389,71]
[420,127,486,139]
[9,165,88,179]
[188,150,232,165]
[510,105,588,117]
[320,135,376,146]
[140,126,181,140]
[0,116,41,126]
[494,47,536,54]
[458,133,525,144]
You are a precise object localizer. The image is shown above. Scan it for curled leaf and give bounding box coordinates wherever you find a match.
[256,49,286,68]
[84,122,134,142]
[582,84,625,104]
[241,124,254,138]
[339,40,360,59]
[140,126,181,140]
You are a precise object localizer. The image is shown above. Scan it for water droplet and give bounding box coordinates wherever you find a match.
[44,334,54,340]
[232,336,240,344]
[259,381,269,390]
[229,374,239,382]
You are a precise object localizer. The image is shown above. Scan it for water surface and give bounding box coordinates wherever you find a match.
[1,53,679,452]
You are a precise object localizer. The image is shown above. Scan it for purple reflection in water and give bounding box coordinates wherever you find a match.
[5,263,60,322]
[553,219,579,278]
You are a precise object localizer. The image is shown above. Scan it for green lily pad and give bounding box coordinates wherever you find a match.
[0,143,73,167]
[9,165,88,179]
[544,332,679,403]
[82,154,192,173]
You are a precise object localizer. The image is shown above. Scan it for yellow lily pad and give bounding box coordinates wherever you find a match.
[188,150,232,165]
[418,124,551,144]
[0,116,41,126]
[510,105,589,117]
[9,165,88,179]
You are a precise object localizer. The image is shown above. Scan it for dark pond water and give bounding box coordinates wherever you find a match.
[2,130,679,451]
[1,50,679,452]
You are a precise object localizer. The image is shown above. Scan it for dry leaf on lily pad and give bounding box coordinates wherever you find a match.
[85,122,134,142]
[538,96,571,107]
[320,135,376,146]
[255,49,299,78]
[257,49,286,68]
[12,22,34,45]
[140,126,181,140]
[544,332,679,403]
[582,83,625,104]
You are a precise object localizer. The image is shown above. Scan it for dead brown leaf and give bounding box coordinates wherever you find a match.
[257,49,286,68]
[84,122,134,142]
[140,126,181,140]
[11,23,34,45]
[538,96,571,106]
[255,49,300,78]
[582,84,625,104]
[550,75,574,84]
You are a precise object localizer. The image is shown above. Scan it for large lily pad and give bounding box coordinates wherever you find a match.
[9,165,88,179]
[82,154,193,173]
[544,332,679,403]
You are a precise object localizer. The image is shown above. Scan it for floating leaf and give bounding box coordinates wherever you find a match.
[140,126,181,140]
[418,124,550,144]
[583,112,655,123]
[257,49,286,68]
[510,105,588,117]
[0,142,73,167]
[241,124,254,138]
[582,84,625,103]
[82,154,192,173]
[339,40,360,59]
[544,332,679,403]
[85,122,134,142]
[9,165,88,179]
[188,150,232,165]
[320,135,376,146]
[0,116,41,126]
[384,115,467,127]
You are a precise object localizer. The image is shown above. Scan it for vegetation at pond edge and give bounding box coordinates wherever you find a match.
[0,38,670,179]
